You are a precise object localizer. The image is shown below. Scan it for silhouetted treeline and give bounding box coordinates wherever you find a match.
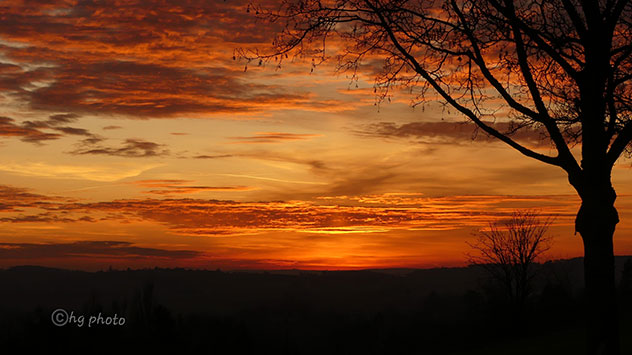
[1,257,630,354]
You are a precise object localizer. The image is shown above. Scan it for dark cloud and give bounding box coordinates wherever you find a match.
[144,186,251,195]
[0,241,201,259]
[78,136,106,145]
[130,179,251,195]
[0,212,77,223]
[0,184,64,211]
[0,185,50,202]
[25,61,310,117]
[0,0,323,118]
[0,62,22,74]
[356,121,551,147]
[192,154,233,159]
[0,0,281,49]
[47,113,80,124]
[102,125,122,130]
[132,179,191,188]
[0,60,52,98]
[53,126,92,136]
[71,138,169,157]
[0,114,99,144]
[21,113,80,129]
[328,172,400,197]
[0,116,62,143]
[229,132,321,144]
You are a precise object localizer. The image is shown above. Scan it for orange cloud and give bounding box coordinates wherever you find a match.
[130,179,252,195]
[0,184,69,212]
[3,184,629,270]
[0,184,578,236]
[228,132,322,144]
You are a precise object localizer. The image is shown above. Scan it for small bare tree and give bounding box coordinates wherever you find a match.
[467,210,553,316]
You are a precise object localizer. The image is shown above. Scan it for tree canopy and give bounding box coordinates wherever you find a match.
[244,0,632,182]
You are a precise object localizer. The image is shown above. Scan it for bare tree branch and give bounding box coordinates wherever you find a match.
[467,210,554,312]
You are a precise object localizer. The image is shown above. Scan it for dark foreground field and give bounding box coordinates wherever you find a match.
[1,257,631,354]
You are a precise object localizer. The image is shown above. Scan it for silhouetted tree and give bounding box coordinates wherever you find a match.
[244,1,632,353]
[467,210,552,318]
[621,258,632,299]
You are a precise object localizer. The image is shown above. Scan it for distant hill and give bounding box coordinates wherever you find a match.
[1,256,630,315]
[1,256,631,354]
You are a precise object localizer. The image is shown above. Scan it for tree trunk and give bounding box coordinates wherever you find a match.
[575,190,620,355]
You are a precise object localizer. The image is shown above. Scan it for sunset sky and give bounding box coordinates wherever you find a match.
[1,0,631,271]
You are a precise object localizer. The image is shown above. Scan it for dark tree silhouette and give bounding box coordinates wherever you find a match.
[621,258,632,298]
[243,0,632,353]
[467,210,553,318]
